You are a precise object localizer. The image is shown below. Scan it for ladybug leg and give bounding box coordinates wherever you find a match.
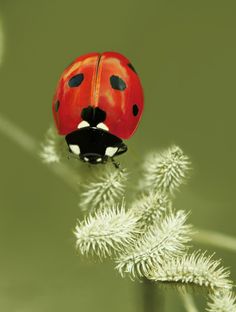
[67,151,80,161]
[67,153,73,160]
[111,157,120,169]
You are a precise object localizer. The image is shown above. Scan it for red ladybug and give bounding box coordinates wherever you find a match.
[52,51,144,164]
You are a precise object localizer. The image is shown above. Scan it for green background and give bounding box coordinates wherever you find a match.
[0,0,235,311]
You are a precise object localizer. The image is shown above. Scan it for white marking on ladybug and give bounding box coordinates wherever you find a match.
[69,144,80,155]
[84,157,89,162]
[97,122,109,131]
[78,121,90,129]
[96,158,102,162]
[105,146,118,157]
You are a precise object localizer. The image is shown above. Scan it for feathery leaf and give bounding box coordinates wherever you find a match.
[74,204,138,258]
[148,251,232,290]
[142,145,190,195]
[116,210,192,278]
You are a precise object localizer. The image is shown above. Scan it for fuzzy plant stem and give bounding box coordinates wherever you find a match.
[141,278,162,312]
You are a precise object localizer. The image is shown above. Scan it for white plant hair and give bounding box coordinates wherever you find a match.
[74,203,138,258]
[37,135,236,312]
[79,167,128,211]
[40,127,61,163]
[148,251,232,290]
[71,144,235,311]
[207,289,236,312]
[141,145,190,195]
[116,210,192,278]
[131,190,172,231]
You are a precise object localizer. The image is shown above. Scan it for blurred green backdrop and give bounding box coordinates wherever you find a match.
[0,0,235,311]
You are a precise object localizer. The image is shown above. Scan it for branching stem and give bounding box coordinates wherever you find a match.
[193,229,236,253]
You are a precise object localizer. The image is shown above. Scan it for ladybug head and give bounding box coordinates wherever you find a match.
[65,106,127,164]
[65,127,127,164]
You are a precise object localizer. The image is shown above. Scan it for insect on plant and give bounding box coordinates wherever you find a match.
[0,10,235,312]
[52,52,144,165]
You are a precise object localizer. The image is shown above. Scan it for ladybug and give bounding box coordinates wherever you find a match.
[52,51,144,164]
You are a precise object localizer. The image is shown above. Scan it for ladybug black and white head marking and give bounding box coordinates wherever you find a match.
[65,106,127,164]
[66,127,127,164]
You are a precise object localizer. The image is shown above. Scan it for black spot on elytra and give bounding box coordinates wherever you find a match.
[68,73,84,87]
[55,100,60,112]
[132,104,139,116]
[127,63,137,73]
[110,75,126,91]
[81,106,106,127]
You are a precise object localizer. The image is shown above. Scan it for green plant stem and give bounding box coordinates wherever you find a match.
[141,278,162,312]
[193,229,236,253]
[179,292,199,312]
[0,113,80,191]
